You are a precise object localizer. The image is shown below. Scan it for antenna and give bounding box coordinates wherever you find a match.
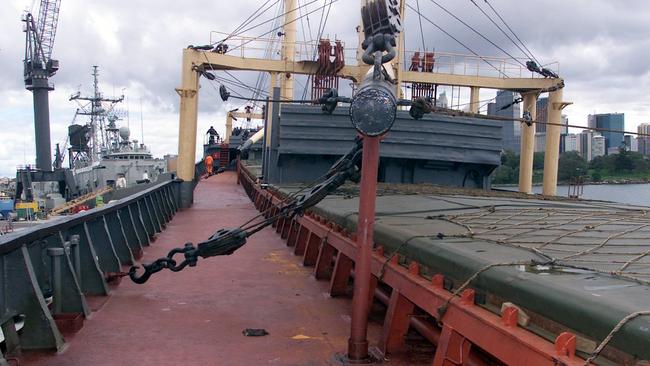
[125,92,130,129]
[139,98,144,144]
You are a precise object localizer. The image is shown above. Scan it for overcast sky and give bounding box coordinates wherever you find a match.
[1,0,649,177]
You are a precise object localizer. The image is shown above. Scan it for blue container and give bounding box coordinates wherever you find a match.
[0,198,14,219]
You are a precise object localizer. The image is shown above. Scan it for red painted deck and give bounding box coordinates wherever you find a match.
[24,172,427,365]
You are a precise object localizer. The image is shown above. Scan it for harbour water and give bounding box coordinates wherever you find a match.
[498,183,650,206]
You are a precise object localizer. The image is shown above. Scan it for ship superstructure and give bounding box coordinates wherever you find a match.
[66,66,166,194]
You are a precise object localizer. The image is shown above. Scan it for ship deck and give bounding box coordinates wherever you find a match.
[23,172,429,366]
[275,181,650,360]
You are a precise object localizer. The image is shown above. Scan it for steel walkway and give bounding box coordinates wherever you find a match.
[23,172,425,365]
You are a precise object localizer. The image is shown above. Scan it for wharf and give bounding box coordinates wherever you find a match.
[24,173,429,366]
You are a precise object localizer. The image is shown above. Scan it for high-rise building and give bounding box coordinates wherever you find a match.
[535,97,548,133]
[436,91,449,108]
[579,130,593,161]
[588,114,597,130]
[592,134,606,159]
[638,137,650,156]
[624,135,638,152]
[638,123,650,136]
[589,113,625,152]
[558,115,569,153]
[487,90,521,152]
[533,98,566,153]
[535,133,546,152]
[559,115,568,134]
[564,133,580,153]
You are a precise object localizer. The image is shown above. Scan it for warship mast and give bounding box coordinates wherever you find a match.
[69,66,125,167]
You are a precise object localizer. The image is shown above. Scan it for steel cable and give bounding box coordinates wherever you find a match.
[405,3,509,78]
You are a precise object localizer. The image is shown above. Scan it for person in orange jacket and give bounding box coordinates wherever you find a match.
[204,154,214,177]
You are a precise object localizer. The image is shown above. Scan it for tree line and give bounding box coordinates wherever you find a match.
[492,149,650,184]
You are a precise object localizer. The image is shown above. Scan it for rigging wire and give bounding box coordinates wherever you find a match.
[313,0,327,45]
[251,1,284,110]
[228,0,339,54]
[468,0,531,61]
[424,0,527,68]
[303,0,314,42]
[406,3,509,78]
[482,0,542,66]
[224,70,269,96]
[228,0,321,45]
[415,0,427,51]
[214,75,268,98]
[297,0,309,46]
[434,105,650,138]
[301,0,333,100]
[219,0,280,44]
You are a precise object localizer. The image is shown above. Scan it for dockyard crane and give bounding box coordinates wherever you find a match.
[22,0,62,171]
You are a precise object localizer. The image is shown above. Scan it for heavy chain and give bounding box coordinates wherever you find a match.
[129,138,363,284]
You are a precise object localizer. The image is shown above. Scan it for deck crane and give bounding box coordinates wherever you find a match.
[22,0,62,171]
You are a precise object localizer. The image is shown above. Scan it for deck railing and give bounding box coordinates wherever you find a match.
[207,31,560,80]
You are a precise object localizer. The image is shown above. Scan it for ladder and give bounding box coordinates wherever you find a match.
[219,143,230,168]
[49,186,112,216]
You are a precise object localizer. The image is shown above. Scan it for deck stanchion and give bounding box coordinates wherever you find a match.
[303,232,322,266]
[294,226,310,256]
[379,288,415,355]
[314,241,336,279]
[330,252,353,297]
[287,221,300,247]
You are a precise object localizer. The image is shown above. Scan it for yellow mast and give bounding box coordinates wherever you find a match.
[394,0,406,98]
[225,111,265,143]
[280,0,297,101]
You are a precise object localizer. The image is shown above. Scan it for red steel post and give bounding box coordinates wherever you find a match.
[348,135,381,361]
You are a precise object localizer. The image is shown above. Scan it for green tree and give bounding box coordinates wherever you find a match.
[591,170,602,182]
[589,155,607,172]
[533,152,545,170]
[492,165,516,184]
[558,151,588,182]
[614,148,635,172]
[500,150,520,169]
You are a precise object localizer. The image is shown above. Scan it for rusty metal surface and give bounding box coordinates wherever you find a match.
[239,167,593,365]
[24,172,430,365]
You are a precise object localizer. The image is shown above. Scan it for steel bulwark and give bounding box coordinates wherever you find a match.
[91,217,122,273]
[0,181,179,356]
[138,199,156,240]
[129,203,149,247]
[64,224,109,295]
[118,207,143,259]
